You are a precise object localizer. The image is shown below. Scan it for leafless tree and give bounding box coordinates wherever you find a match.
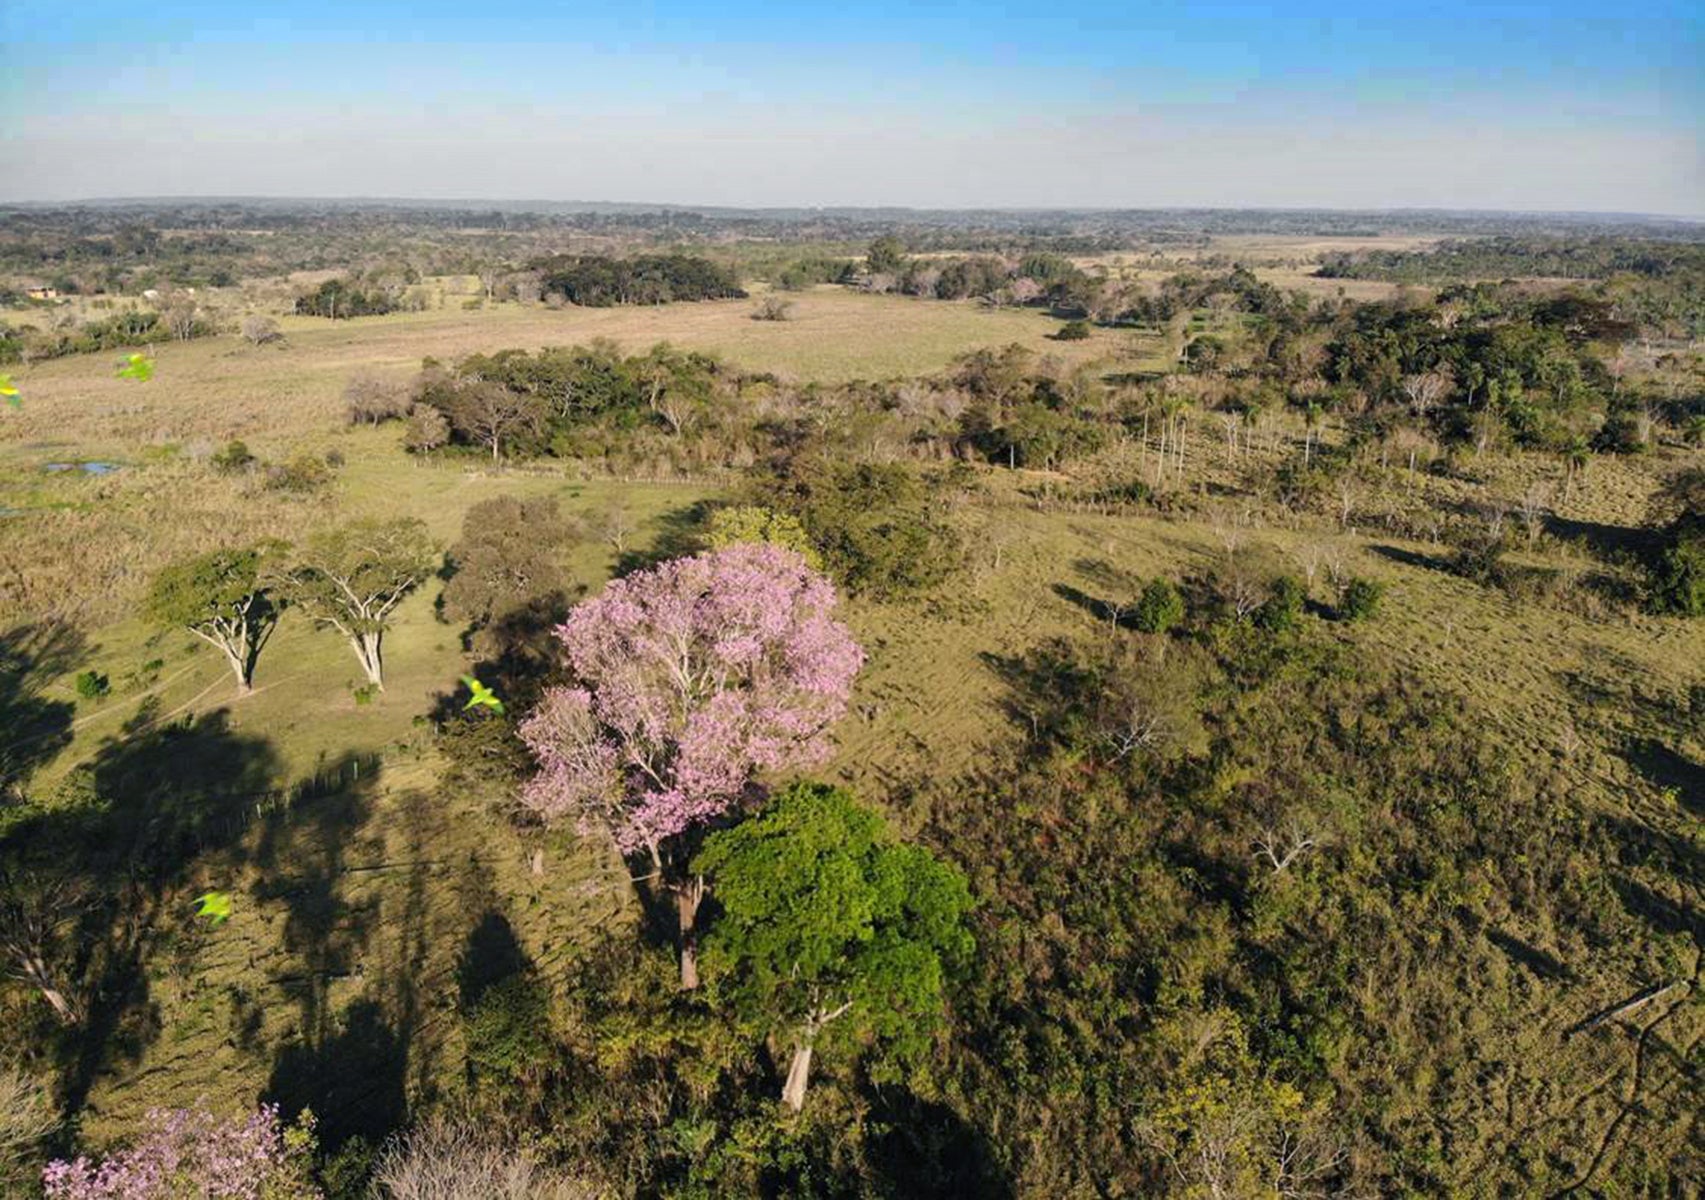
[160,294,200,341]
[1255,817,1319,874]
[344,372,413,426]
[598,503,636,556]
[371,1121,596,1200]
[1400,369,1451,418]
[1517,483,1552,546]
[1335,476,1358,528]
[240,314,281,346]
[0,1066,56,1183]
[509,270,544,306]
[0,872,82,1027]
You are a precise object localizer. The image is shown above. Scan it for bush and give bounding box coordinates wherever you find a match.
[210,439,255,474]
[73,670,109,701]
[751,296,795,322]
[264,454,334,493]
[1131,579,1185,634]
[1651,534,1704,616]
[1255,574,1305,633]
[1339,576,1385,621]
[1053,319,1092,341]
[770,462,961,599]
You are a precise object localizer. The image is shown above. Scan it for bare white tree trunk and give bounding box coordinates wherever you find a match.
[353,631,384,689]
[781,1042,813,1113]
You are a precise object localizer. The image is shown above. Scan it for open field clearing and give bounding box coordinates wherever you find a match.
[1,290,1124,453]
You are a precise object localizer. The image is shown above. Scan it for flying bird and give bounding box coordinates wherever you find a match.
[0,374,18,409]
[116,353,155,382]
[462,676,505,714]
[193,890,233,926]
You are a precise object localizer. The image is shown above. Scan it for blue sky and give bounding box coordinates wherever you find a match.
[3,2,1700,213]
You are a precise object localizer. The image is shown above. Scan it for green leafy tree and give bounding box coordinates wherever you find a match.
[1132,579,1185,634]
[1339,576,1384,622]
[705,505,822,569]
[442,496,576,632]
[694,781,973,1112]
[279,518,438,689]
[145,545,283,694]
[866,236,906,276]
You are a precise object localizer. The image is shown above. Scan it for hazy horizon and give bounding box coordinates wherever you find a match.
[4,1,1701,215]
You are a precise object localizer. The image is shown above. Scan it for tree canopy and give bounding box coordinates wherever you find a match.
[694,780,974,1110]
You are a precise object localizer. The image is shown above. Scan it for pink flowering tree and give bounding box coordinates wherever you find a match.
[43,1102,319,1200]
[520,543,863,988]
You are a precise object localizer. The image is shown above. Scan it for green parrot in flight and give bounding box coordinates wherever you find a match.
[117,353,155,382]
[462,676,504,714]
[194,891,233,926]
[0,373,19,409]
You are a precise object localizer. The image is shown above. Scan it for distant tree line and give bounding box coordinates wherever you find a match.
[1316,235,1705,283]
[532,253,746,306]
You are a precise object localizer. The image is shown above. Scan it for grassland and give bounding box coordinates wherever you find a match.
[2,268,1700,1182]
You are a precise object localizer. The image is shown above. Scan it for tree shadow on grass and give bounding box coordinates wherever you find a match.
[8,710,287,1115]
[0,622,86,803]
[612,500,714,577]
[1367,542,1455,575]
[1617,739,1704,817]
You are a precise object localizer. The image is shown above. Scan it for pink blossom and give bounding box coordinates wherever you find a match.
[43,1102,318,1200]
[520,543,863,855]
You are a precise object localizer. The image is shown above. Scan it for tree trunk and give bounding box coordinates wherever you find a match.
[676,875,705,990]
[781,1041,813,1112]
[222,643,252,695]
[39,983,78,1026]
[353,632,384,689]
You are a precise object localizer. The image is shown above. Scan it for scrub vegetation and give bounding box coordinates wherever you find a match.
[0,202,1701,1198]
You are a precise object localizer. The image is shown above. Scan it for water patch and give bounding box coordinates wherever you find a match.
[44,461,122,475]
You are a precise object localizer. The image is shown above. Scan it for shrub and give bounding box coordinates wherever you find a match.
[264,454,334,493]
[1255,574,1305,633]
[73,670,108,701]
[1053,319,1092,341]
[1132,579,1185,634]
[1340,576,1385,621]
[751,296,795,322]
[210,439,255,474]
[1651,534,1704,616]
[239,314,280,346]
[369,1122,586,1200]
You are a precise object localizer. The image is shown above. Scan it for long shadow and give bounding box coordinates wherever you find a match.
[612,499,715,577]
[1071,557,1141,597]
[1367,543,1454,574]
[1542,513,1658,562]
[0,622,85,802]
[1052,582,1123,627]
[1485,927,1573,982]
[14,710,288,1115]
[267,997,407,1150]
[1618,739,1704,817]
[863,1089,1015,1200]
